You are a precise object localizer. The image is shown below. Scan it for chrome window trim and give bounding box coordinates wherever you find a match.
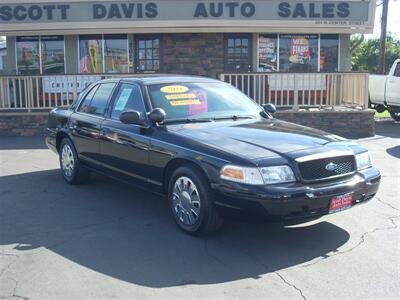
[295,150,354,163]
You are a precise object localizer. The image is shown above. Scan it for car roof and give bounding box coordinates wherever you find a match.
[99,75,223,85]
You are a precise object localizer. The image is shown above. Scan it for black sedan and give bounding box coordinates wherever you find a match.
[45,76,381,235]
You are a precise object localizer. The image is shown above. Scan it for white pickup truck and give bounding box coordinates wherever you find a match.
[369,59,400,121]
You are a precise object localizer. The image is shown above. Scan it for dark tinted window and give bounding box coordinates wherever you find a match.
[258,34,278,72]
[225,35,252,72]
[78,85,99,113]
[136,36,160,72]
[394,63,400,77]
[111,84,145,120]
[41,36,65,74]
[279,34,318,72]
[86,83,116,116]
[320,34,339,72]
[16,36,40,75]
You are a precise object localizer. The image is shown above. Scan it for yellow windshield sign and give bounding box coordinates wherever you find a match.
[165,93,197,100]
[160,85,189,93]
[169,100,201,106]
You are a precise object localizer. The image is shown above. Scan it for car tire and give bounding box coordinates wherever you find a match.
[59,138,90,184]
[168,166,222,236]
[390,110,400,122]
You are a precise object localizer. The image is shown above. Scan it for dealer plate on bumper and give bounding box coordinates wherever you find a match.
[329,193,353,214]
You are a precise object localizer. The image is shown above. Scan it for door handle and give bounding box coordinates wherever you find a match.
[68,120,78,130]
[100,128,116,141]
[100,128,110,137]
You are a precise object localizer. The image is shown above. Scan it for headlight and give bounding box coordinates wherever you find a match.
[220,165,296,185]
[355,151,372,170]
[259,166,296,184]
[220,165,264,185]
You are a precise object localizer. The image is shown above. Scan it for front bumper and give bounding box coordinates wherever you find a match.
[212,167,381,223]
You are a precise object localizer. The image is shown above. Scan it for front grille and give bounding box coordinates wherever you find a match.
[298,155,356,182]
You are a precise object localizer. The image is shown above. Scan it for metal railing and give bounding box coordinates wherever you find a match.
[0,72,369,111]
[219,72,370,109]
[0,74,128,111]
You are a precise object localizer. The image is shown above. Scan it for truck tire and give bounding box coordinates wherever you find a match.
[390,111,400,122]
[375,104,386,113]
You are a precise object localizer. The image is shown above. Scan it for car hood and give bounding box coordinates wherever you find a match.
[167,118,355,161]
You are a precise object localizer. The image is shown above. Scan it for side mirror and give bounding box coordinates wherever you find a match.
[148,108,166,124]
[263,103,277,114]
[119,110,147,126]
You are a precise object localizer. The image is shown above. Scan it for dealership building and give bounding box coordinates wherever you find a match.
[0,0,377,138]
[0,0,376,77]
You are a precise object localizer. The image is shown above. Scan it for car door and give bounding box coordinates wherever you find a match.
[386,61,400,106]
[72,82,117,166]
[100,82,152,184]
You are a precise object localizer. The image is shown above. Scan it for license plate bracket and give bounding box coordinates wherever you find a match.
[329,193,353,214]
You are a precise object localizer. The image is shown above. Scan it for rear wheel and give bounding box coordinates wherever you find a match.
[168,166,222,235]
[59,138,90,184]
[390,110,400,122]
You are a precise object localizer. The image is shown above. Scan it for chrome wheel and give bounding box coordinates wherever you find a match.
[172,176,201,226]
[61,144,75,177]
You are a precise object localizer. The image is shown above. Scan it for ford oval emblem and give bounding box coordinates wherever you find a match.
[325,162,338,171]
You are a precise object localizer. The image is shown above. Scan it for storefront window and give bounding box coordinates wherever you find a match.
[279,34,318,72]
[136,36,160,72]
[79,35,103,73]
[258,34,278,72]
[41,36,65,74]
[16,36,40,75]
[16,36,65,75]
[225,35,252,72]
[104,34,129,73]
[320,34,339,72]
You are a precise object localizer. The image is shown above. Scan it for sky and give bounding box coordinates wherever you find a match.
[365,0,400,38]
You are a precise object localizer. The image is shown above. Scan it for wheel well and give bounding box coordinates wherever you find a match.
[56,132,70,153]
[163,158,209,192]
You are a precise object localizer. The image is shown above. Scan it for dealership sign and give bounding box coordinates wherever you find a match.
[43,76,101,93]
[0,0,375,33]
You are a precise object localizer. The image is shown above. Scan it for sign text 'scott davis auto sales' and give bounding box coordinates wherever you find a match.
[0,1,370,23]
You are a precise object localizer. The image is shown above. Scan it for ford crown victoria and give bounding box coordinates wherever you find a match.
[45,76,381,235]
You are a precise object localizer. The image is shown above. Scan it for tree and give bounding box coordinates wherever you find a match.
[351,33,400,73]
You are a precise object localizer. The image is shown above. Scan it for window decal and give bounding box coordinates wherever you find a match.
[160,85,189,93]
[114,88,133,111]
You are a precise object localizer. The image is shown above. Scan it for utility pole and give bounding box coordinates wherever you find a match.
[378,0,389,74]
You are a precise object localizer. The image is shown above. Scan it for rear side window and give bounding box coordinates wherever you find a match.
[80,83,116,116]
[78,85,99,113]
[111,84,145,120]
[394,63,400,77]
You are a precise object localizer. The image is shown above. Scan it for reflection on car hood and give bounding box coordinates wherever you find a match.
[167,118,357,160]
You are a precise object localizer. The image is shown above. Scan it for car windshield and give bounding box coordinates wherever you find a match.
[146,82,264,122]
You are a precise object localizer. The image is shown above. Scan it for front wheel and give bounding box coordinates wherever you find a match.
[59,138,90,184]
[390,110,400,122]
[168,166,222,236]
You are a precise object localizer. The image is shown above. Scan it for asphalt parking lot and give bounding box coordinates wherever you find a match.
[0,121,399,300]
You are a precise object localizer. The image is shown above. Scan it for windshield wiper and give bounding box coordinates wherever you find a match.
[163,118,213,124]
[213,115,256,121]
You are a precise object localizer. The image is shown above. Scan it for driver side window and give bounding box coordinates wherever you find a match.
[394,63,400,77]
[111,83,145,120]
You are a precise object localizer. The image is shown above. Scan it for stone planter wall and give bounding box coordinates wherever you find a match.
[0,109,375,138]
[0,113,48,136]
[275,109,375,139]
